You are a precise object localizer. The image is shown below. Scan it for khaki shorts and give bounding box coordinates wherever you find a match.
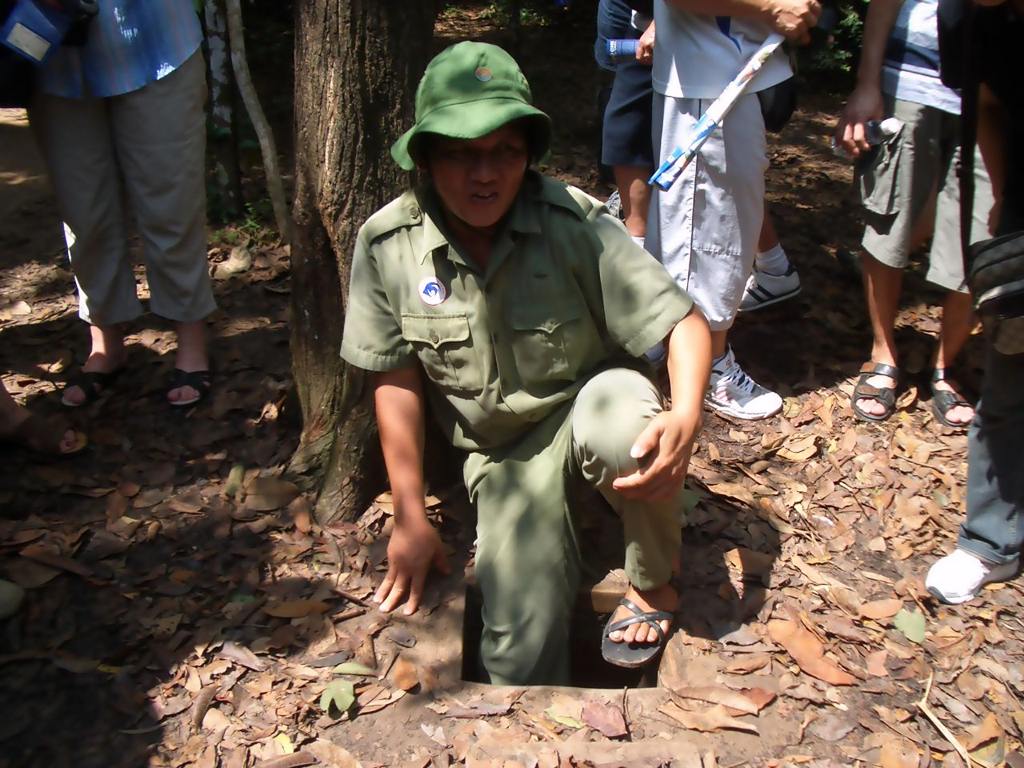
[857,96,996,293]
[647,92,767,330]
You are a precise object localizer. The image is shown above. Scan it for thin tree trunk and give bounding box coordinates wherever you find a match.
[203,0,243,220]
[290,0,441,524]
[225,0,292,242]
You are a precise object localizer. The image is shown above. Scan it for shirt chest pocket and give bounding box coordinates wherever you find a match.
[506,300,587,384]
[402,313,483,392]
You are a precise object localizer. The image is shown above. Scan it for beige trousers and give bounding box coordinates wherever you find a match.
[464,367,686,686]
[30,51,215,325]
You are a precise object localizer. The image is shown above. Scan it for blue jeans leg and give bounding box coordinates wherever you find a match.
[957,342,1024,564]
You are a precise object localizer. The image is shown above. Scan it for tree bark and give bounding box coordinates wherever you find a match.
[203,0,243,221]
[290,0,441,524]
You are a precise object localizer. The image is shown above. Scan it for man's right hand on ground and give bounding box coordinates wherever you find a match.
[373,515,450,616]
[764,0,822,43]
[835,85,885,159]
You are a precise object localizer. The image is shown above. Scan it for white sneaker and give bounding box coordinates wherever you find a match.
[738,265,801,312]
[705,348,783,420]
[925,549,1019,604]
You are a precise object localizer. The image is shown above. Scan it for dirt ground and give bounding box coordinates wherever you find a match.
[1,3,1021,768]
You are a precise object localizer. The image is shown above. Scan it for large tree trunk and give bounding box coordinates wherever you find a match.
[290,1,440,524]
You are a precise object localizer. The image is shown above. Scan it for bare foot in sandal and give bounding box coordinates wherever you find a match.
[167,320,210,406]
[62,324,127,407]
[853,361,900,422]
[601,580,679,668]
[607,581,678,645]
[931,369,974,428]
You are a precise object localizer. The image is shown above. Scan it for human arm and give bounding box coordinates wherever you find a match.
[834,0,904,157]
[371,366,450,616]
[611,306,712,501]
[976,82,1008,230]
[663,0,822,42]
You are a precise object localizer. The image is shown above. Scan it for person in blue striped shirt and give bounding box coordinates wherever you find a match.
[30,0,216,408]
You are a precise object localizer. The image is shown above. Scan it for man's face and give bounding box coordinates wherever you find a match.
[425,124,529,236]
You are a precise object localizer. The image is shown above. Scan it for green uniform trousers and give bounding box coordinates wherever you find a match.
[463,367,687,686]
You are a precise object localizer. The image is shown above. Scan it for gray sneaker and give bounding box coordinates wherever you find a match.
[738,265,801,312]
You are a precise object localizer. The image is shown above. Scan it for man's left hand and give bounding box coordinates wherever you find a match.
[611,408,701,502]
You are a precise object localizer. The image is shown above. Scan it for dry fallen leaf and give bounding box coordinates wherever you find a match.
[289,497,312,534]
[879,736,920,768]
[777,434,819,462]
[861,598,903,620]
[245,477,300,511]
[830,586,864,617]
[302,741,360,768]
[738,687,777,713]
[659,703,758,734]
[671,686,759,715]
[582,699,628,739]
[705,481,755,506]
[19,544,93,578]
[767,619,857,686]
[724,654,770,675]
[967,712,1006,768]
[807,713,856,742]
[546,692,585,729]
[392,654,419,691]
[867,650,889,678]
[217,641,266,671]
[262,599,330,619]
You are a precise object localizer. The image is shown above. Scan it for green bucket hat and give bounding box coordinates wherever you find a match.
[391,41,552,171]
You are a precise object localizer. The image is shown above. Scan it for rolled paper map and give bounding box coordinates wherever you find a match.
[606,38,639,61]
[650,33,785,190]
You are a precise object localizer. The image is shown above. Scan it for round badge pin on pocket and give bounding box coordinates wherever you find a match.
[418,277,447,306]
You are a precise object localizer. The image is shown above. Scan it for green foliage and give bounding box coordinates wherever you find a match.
[893,608,926,644]
[798,0,867,79]
[319,679,355,719]
[477,0,555,28]
[210,201,273,244]
[238,201,270,240]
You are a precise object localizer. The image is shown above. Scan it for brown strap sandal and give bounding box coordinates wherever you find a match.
[931,369,974,430]
[852,362,900,423]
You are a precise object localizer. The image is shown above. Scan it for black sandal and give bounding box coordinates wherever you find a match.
[931,369,973,430]
[601,597,674,669]
[61,368,122,408]
[851,362,900,423]
[166,368,212,408]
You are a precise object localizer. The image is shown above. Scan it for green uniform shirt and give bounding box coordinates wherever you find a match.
[341,171,694,451]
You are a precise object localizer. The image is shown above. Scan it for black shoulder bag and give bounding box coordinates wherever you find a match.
[958,4,1024,357]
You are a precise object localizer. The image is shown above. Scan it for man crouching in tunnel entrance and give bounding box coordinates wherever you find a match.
[341,41,712,685]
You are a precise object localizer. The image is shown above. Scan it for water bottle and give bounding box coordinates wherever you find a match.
[606,38,639,62]
[831,117,903,159]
